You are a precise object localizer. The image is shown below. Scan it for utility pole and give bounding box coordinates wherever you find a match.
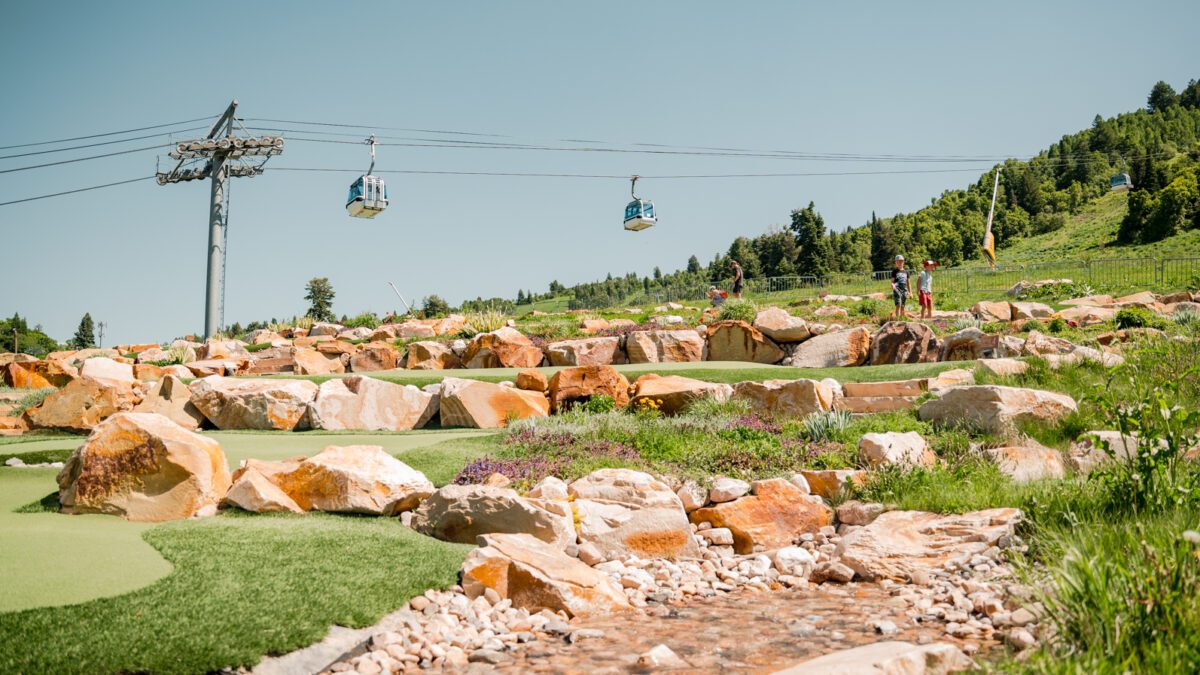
[157,100,284,338]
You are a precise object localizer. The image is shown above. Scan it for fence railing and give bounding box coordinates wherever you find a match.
[621,256,1198,308]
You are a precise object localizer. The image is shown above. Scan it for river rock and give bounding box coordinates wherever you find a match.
[57,412,230,521]
[689,478,832,554]
[547,365,631,412]
[919,385,1077,434]
[461,532,632,618]
[784,327,871,368]
[625,330,705,363]
[188,376,318,430]
[307,375,436,431]
[411,484,576,548]
[439,377,549,428]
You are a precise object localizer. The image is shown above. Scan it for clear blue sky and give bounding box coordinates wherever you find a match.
[1,0,1197,345]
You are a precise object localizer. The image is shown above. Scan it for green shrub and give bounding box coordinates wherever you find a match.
[342,311,381,329]
[1114,307,1165,330]
[851,298,887,318]
[717,299,758,323]
[578,395,616,414]
[1046,317,1068,333]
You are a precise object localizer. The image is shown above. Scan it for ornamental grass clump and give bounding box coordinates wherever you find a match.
[463,309,508,334]
[717,299,758,323]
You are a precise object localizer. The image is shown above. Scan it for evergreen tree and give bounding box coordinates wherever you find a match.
[71,313,96,349]
[725,237,762,277]
[868,212,899,271]
[1147,80,1179,112]
[422,295,451,317]
[791,202,833,277]
[686,255,701,274]
[516,289,526,304]
[752,229,798,277]
[304,277,336,322]
[1182,79,1200,110]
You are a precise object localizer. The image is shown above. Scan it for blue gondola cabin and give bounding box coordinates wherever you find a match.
[347,175,388,218]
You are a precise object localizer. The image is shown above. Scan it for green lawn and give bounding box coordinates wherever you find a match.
[280,359,973,388]
[0,428,496,673]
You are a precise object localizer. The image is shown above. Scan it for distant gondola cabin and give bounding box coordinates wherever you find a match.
[347,175,388,218]
[624,198,656,231]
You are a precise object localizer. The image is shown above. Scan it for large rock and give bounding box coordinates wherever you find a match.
[133,375,205,430]
[625,330,705,363]
[1023,330,1075,356]
[785,327,871,368]
[79,357,136,387]
[870,322,940,365]
[1009,302,1054,321]
[919,385,1077,434]
[980,442,1065,482]
[308,322,344,337]
[461,533,632,618]
[773,641,974,675]
[546,365,631,413]
[1066,431,1139,476]
[732,379,833,418]
[1062,294,1114,307]
[411,484,575,548]
[629,374,732,415]
[800,469,868,499]
[463,327,544,369]
[4,359,76,389]
[57,412,231,521]
[24,378,140,433]
[405,341,460,370]
[1056,305,1116,327]
[689,478,832,554]
[223,467,304,514]
[545,337,625,367]
[835,508,1022,581]
[307,376,436,431]
[292,347,345,375]
[939,327,987,361]
[705,321,785,364]
[974,358,1028,377]
[188,376,318,430]
[197,339,250,361]
[515,369,548,392]
[271,445,434,514]
[348,342,399,372]
[438,377,549,428]
[568,468,699,560]
[753,308,811,343]
[859,431,935,468]
[971,301,1012,322]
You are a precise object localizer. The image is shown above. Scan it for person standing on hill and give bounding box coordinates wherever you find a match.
[918,260,938,319]
[890,255,913,319]
[730,260,744,299]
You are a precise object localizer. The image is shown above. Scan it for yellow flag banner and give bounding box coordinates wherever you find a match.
[982,230,996,267]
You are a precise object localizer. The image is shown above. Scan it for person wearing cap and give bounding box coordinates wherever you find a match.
[918,260,938,319]
[730,260,744,299]
[890,255,913,319]
[707,285,727,307]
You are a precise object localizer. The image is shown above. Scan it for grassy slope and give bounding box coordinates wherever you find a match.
[0,430,496,673]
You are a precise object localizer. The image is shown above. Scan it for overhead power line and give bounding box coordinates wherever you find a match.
[0,126,208,160]
[268,165,996,178]
[0,143,174,174]
[0,116,215,151]
[0,176,154,207]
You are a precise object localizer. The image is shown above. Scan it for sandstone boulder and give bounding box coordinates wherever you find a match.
[272,445,433,514]
[198,339,250,361]
[461,533,631,618]
[974,358,1029,377]
[981,442,1065,482]
[545,337,625,367]
[813,305,849,320]
[706,321,785,364]
[348,342,399,372]
[625,329,705,363]
[188,376,318,430]
[546,365,631,412]
[293,347,345,375]
[405,341,460,370]
[79,357,136,387]
[1056,305,1116,327]
[579,318,610,333]
[463,327,544,369]
[970,301,1011,322]
[784,327,871,368]
[835,508,1023,581]
[307,376,436,431]
[439,377,549,428]
[753,308,811,343]
[4,359,76,389]
[939,327,987,361]
[1116,291,1157,305]
[308,322,344,337]
[919,386,1077,434]
[25,378,140,433]
[859,431,935,468]
[223,467,304,514]
[1062,294,1114,307]
[411,484,576,548]
[800,469,868,500]
[629,374,732,415]
[732,379,833,418]
[515,369,548,392]
[57,412,230,521]
[690,478,832,554]
[1066,431,1139,475]
[133,375,205,430]
[1009,302,1054,321]
[569,468,699,560]
[1023,330,1075,356]
[870,322,939,365]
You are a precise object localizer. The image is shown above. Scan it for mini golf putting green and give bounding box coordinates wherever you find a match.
[0,428,496,614]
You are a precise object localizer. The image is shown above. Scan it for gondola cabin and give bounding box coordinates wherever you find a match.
[346,174,388,218]
[624,198,656,231]
[1109,173,1133,192]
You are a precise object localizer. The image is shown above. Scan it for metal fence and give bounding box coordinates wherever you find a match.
[627,256,1198,307]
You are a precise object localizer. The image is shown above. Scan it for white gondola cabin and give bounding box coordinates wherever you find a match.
[1109,172,1133,192]
[623,176,656,231]
[346,135,388,218]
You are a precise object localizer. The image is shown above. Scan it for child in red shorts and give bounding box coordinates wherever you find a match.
[918,260,937,319]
